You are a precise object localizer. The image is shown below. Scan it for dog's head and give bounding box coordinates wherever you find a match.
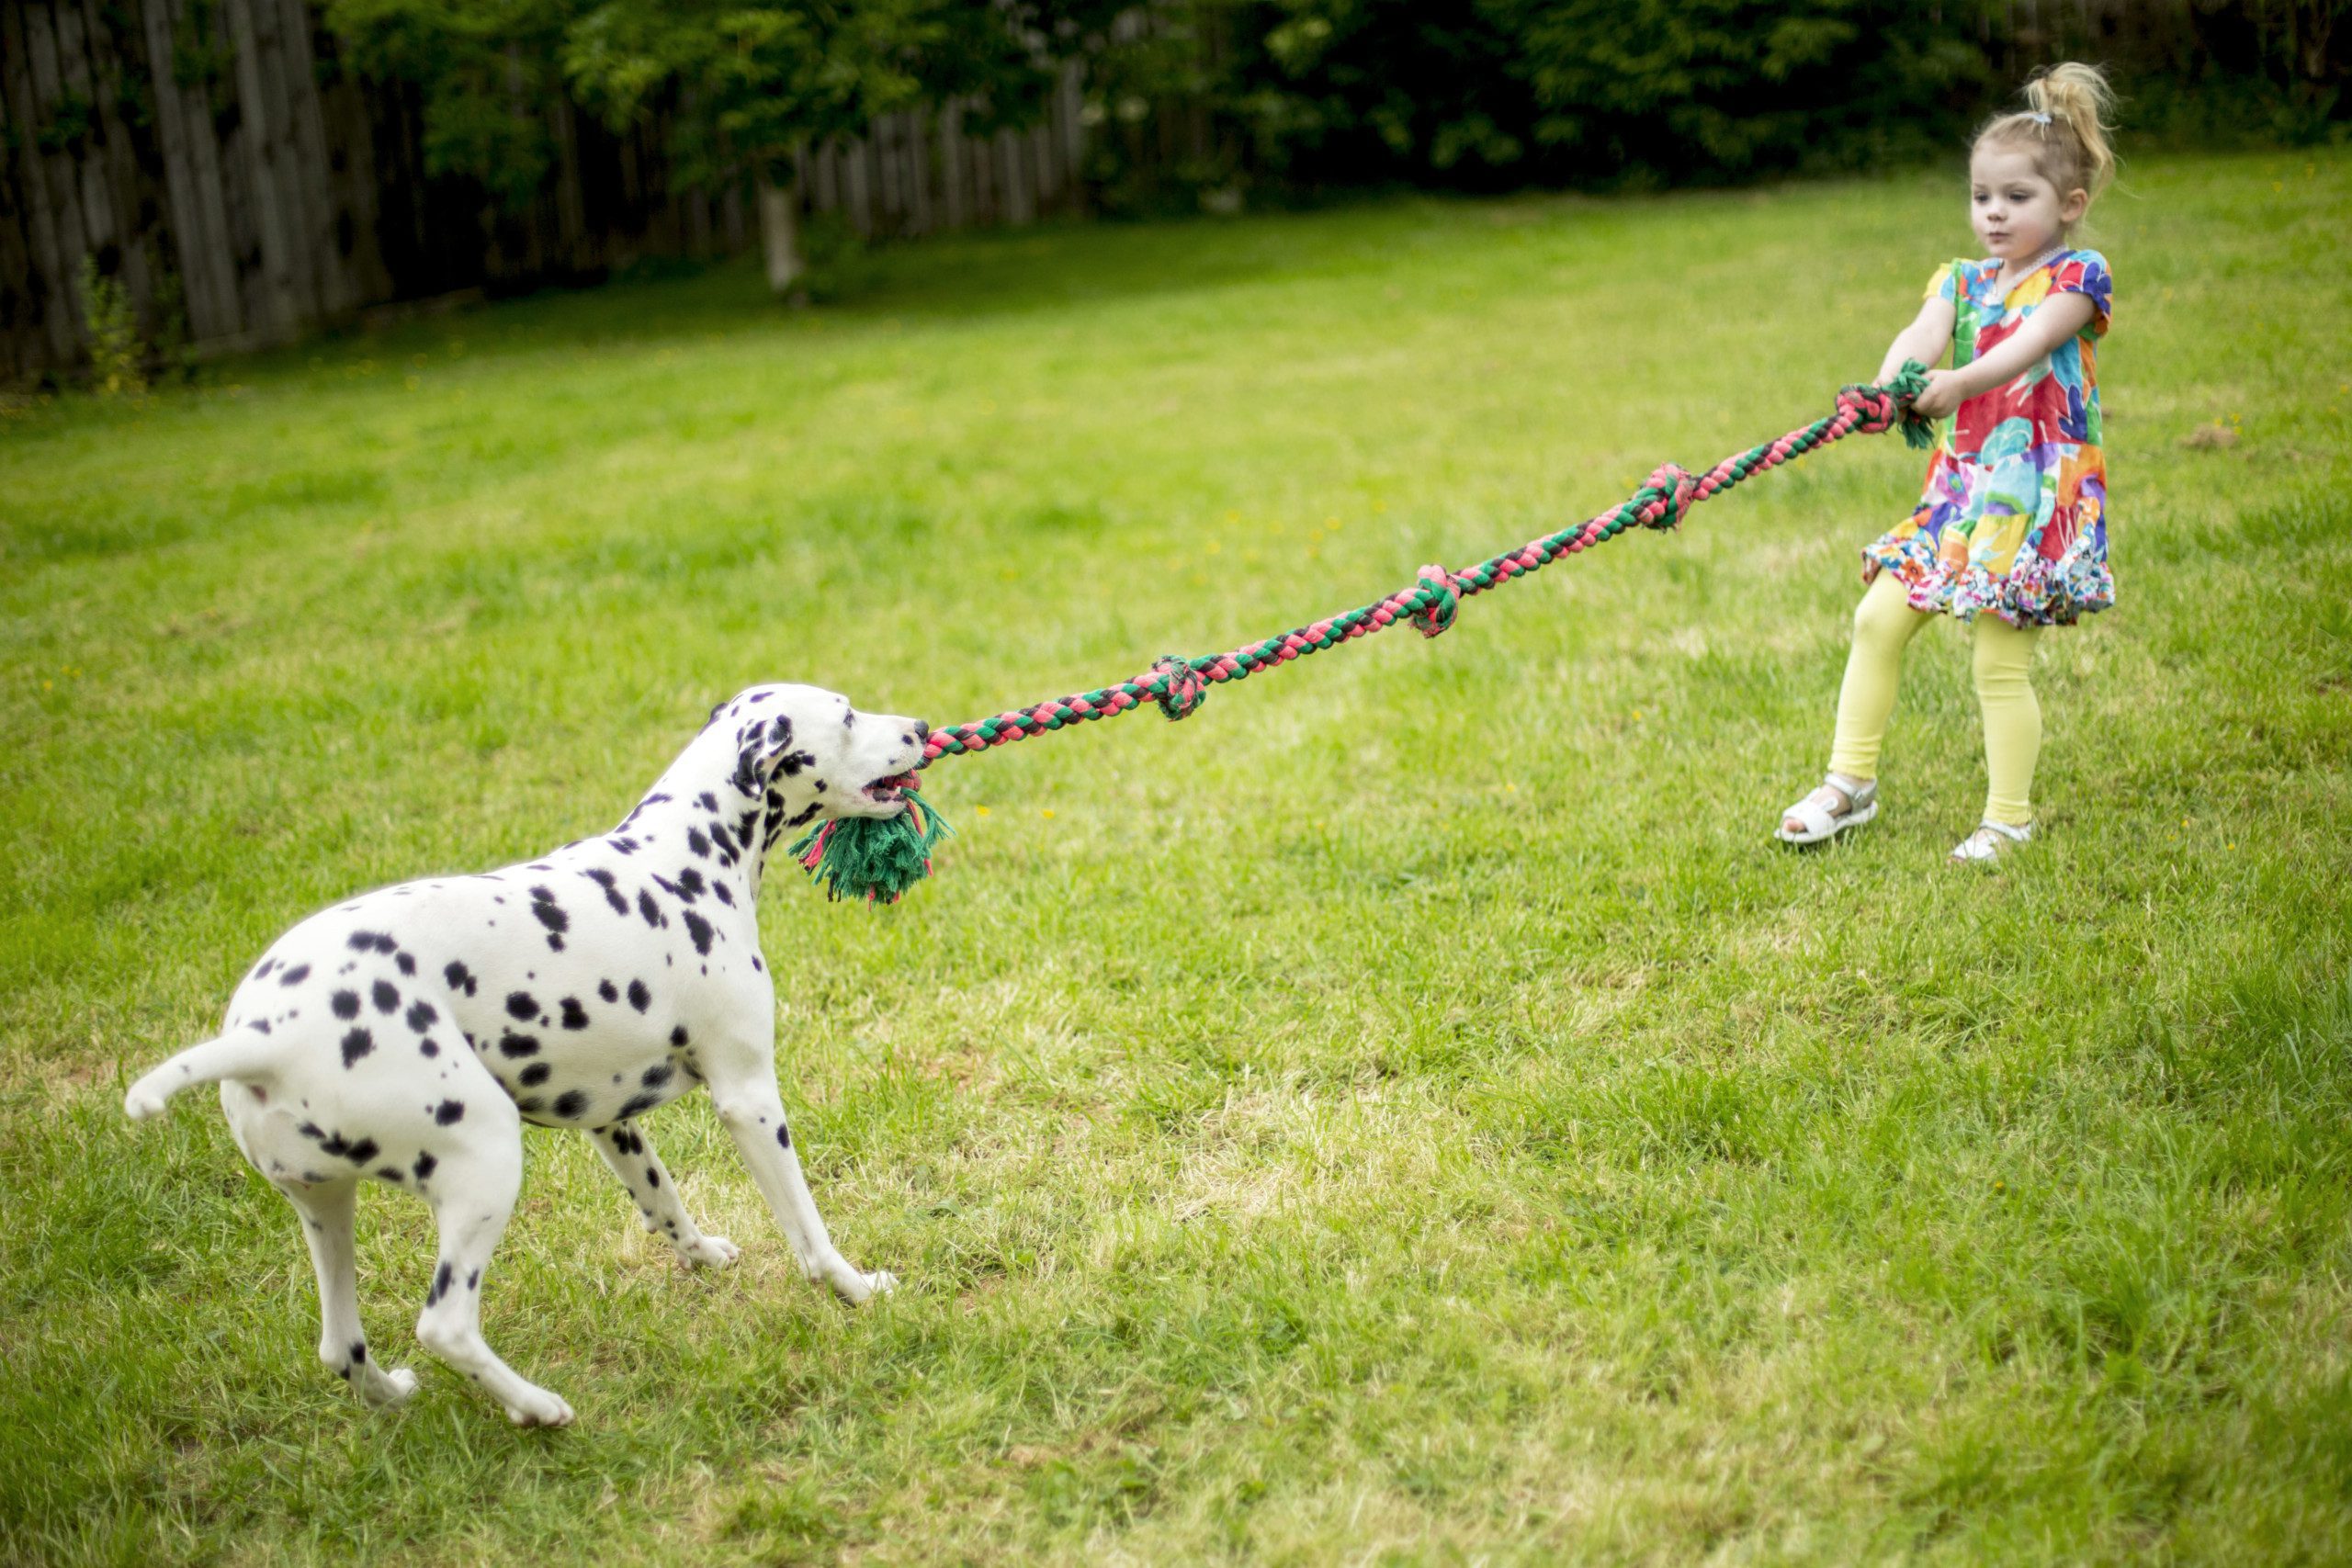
[710,684,930,833]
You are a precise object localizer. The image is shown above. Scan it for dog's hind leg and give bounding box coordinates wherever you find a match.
[703,1065,895,1304]
[275,1177,419,1408]
[412,1136,573,1427]
[588,1122,739,1269]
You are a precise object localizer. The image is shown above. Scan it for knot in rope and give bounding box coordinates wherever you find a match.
[1836,382,1901,435]
[1150,655,1208,721]
[1642,464,1697,531]
[1408,564,1459,638]
[1845,360,1938,450]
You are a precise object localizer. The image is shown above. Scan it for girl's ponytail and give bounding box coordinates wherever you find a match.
[1979,62,2119,209]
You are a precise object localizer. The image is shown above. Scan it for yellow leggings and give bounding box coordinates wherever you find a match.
[1829,571,2041,827]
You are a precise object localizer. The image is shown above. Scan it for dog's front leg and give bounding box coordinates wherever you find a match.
[587,1122,739,1269]
[703,1061,895,1303]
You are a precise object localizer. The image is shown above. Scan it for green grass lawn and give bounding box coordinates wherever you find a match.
[3,147,2348,1564]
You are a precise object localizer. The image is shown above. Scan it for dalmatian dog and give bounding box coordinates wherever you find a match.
[124,684,928,1426]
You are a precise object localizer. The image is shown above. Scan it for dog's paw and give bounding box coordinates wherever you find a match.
[828,1266,898,1304]
[503,1386,575,1428]
[123,1087,168,1122]
[678,1235,741,1269]
[358,1366,420,1407]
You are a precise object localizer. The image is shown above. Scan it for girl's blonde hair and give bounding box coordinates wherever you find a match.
[1975,62,2118,205]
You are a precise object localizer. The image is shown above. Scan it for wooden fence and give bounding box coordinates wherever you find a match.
[0,0,1092,383]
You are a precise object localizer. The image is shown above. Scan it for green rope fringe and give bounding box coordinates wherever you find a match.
[788,793,955,905]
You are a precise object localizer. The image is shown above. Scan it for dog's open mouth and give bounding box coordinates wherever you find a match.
[861,773,917,809]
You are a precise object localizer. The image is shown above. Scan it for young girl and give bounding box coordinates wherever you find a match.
[1778,62,2119,863]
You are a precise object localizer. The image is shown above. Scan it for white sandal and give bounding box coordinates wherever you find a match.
[1950,818,2032,863]
[1775,773,1878,846]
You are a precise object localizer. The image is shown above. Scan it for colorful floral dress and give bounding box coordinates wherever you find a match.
[1866,250,2114,626]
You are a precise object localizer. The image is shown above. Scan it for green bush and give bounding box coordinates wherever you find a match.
[74,257,146,398]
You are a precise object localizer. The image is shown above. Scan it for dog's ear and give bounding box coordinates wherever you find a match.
[730,714,805,795]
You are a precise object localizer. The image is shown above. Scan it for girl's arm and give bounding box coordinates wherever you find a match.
[1876,298,1956,385]
[1909,293,2098,418]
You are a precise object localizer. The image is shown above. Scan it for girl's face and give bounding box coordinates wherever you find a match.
[1969,145,2088,262]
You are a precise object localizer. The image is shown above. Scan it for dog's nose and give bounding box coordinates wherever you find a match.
[912,720,930,741]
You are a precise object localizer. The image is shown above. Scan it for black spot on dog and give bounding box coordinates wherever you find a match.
[638,889,664,928]
[671,1025,690,1047]
[785,801,822,829]
[413,1151,437,1180]
[775,1122,792,1149]
[254,958,277,980]
[505,991,537,1021]
[612,837,638,856]
[560,998,590,1031]
[608,1128,643,1156]
[714,883,735,907]
[643,1166,660,1189]
[654,874,692,905]
[427,1260,453,1306]
[617,1093,661,1120]
[777,750,817,777]
[444,961,478,996]
[529,889,569,935]
[466,1270,480,1291]
[419,1039,440,1058]
[641,1062,673,1089]
[341,1028,374,1067]
[331,990,361,1021]
[347,931,397,954]
[681,910,715,955]
[344,1137,380,1166]
[371,980,401,1014]
[351,1341,367,1363]
[553,1090,589,1120]
[584,867,629,914]
[677,868,707,898]
[396,952,416,976]
[498,1032,540,1058]
[378,1167,403,1182]
[517,1098,545,1115]
[687,827,710,859]
[697,792,718,811]
[598,980,618,1002]
[435,1100,465,1125]
[406,1000,438,1032]
[519,1063,552,1087]
[628,979,651,1012]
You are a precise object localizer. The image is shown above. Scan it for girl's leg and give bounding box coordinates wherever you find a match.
[1971,613,2042,827]
[1825,571,1934,784]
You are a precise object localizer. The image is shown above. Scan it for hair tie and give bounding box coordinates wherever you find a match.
[2028,111,2052,124]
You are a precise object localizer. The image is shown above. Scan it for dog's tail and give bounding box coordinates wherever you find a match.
[124,1032,284,1122]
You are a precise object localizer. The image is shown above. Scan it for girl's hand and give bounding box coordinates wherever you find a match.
[1907,368,1970,421]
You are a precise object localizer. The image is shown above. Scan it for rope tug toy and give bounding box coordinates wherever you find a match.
[795,365,1935,905]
